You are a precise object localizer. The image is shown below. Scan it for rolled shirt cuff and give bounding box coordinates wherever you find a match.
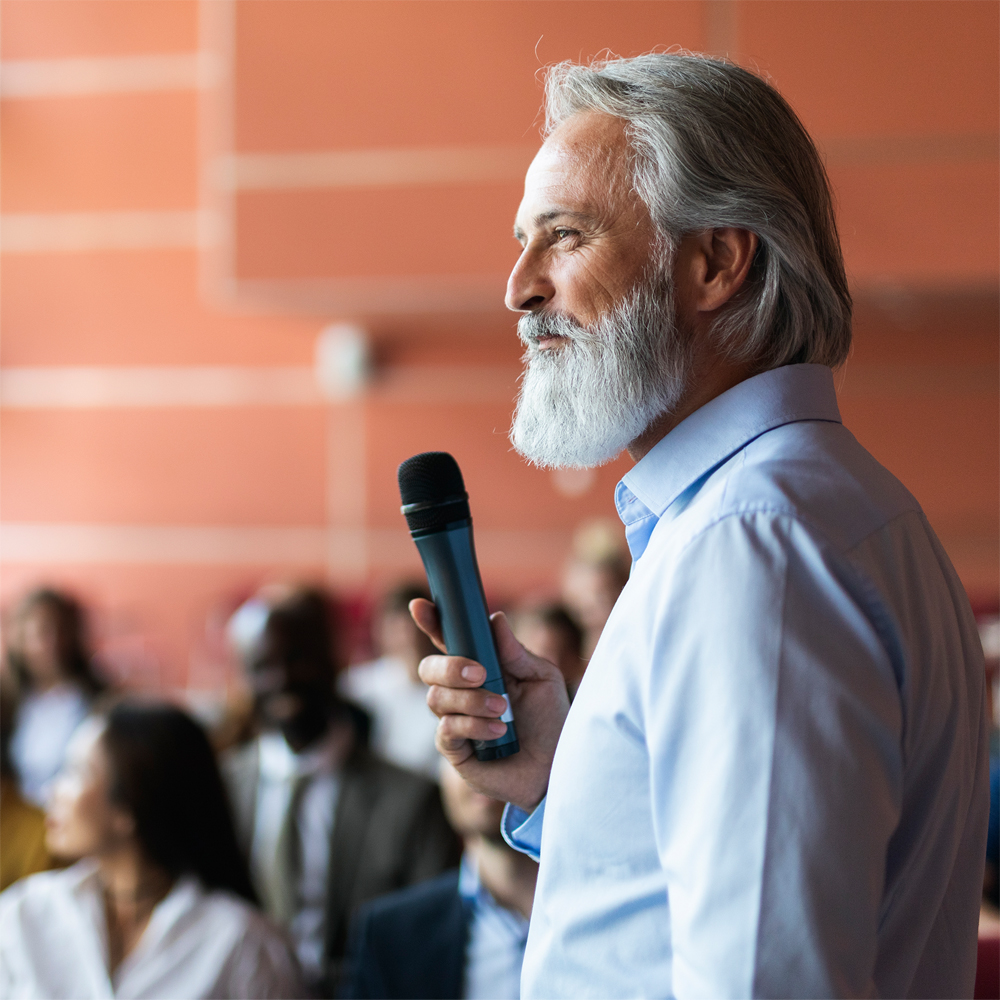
[501,798,545,862]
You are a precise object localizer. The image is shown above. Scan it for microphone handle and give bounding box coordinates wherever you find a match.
[412,518,520,761]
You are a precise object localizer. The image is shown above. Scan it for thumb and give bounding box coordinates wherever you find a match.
[488,611,540,679]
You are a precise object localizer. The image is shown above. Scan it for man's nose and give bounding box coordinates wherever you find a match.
[505,250,554,313]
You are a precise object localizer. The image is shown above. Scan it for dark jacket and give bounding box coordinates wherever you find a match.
[224,738,460,996]
[339,869,469,999]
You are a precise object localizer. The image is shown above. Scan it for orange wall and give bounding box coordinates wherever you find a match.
[1,0,997,691]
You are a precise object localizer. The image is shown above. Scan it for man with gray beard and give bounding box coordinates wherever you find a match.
[512,266,689,470]
[412,53,988,999]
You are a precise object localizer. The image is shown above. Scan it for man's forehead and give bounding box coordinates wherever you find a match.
[516,112,633,229]
[548,110,630,160]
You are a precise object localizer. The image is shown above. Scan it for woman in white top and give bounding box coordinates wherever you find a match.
[5,589,103,805]
[0,700,303,999]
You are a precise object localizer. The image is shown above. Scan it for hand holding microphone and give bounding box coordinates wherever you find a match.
[399,452,569,810]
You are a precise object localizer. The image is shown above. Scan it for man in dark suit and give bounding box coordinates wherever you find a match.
[223,587,459,997]
[341,761,538,999]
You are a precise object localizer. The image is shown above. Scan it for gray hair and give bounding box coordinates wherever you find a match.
[543,53,852,369]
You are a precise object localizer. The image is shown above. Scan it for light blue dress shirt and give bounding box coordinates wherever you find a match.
[459,853,530,1000]
[504,364,989,999]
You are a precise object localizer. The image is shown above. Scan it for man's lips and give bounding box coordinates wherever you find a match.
[535,333,570,351]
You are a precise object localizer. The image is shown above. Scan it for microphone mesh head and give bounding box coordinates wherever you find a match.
[397,452,466,506]
[397,452,470,532]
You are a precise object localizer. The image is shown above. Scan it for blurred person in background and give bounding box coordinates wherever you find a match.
[341,760,537,1000]
[0,674,51,892]
[0,700,301,998]
[559,520,630,659]
[3,588,105,806]
[509,604,585,700]
[339,583,441,781]
[224,586,458,997]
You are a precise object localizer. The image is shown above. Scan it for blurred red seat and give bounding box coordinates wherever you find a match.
[975,932,999,999]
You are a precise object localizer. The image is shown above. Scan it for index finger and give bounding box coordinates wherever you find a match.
[409,598,447,654]
[418,654,487,689]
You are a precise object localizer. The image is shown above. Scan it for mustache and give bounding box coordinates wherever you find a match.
[517,311,591,349]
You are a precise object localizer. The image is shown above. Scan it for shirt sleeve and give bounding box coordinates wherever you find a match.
[646,512,903,999]
[501,800,545,862]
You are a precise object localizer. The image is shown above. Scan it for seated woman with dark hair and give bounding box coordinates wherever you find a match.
[5,588,105,806]
[0,700,303,999]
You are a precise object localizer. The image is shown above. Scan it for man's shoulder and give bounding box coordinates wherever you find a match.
[343,870,466,999]
[220,737,260,786]
[343,747,441,811]
[673,419,921,557]
[339,657,403,701]
[357,869,463,929]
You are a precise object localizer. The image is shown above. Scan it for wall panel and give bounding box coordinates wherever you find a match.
[1,0,996,692]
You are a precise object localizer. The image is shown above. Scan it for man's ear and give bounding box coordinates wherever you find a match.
[676,227,759,315]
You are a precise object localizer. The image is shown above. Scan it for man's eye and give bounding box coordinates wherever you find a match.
[554,228,576,241]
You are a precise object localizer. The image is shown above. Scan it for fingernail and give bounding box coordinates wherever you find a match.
[486,696,507,714]
[488,721,507,736]
[461,666,482,681]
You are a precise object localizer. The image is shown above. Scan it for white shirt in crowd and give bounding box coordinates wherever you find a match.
[0,861,302,999]
[250,730,341,985]
[339,656,440,780]
[10,683,89,806]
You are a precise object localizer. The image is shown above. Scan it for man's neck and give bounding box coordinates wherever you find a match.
[627,353,759,463]
[468,834,537,921]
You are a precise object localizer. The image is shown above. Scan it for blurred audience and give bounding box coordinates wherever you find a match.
[0,700,302,998]
[3,588,105,806]
[341,761,537,999]
[0,675,51,891]
[560,520,630,659]
[510,603,586,700]
[339,583,441,780]
[224,586,459,997]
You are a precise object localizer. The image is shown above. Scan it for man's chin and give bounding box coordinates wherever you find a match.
[510,411,630,470]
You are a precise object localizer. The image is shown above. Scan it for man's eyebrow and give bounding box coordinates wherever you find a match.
[513,209,599,240]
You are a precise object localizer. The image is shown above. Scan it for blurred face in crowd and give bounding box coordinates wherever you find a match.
[376,608,436,682]
[507,111,694,469]
[17,604,65,687]
[248,621,333,751]
[440,760,506,843]
[516,616,585,688]
[562,559,628,634]
[46,720,134,860]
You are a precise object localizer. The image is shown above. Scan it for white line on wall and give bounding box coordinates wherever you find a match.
[0,52,219,98]
[0,366,323,408]
[0,210,221,253]
[0,524,573,569]
[0,365,522,408]
[216,144,538,191]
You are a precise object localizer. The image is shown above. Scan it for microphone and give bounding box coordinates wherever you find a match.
[397,452,519,761]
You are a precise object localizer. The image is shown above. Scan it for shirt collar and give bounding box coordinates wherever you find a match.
[257,728,343,782]
[458,850,481,902]
[458,851,531,934]
[616,364,841,560]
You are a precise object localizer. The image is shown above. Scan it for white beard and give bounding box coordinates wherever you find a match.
[510,273,692,469]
